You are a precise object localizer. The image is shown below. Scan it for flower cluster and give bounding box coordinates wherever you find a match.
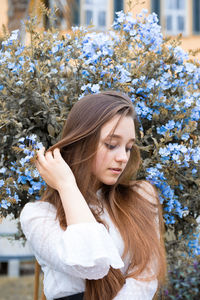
[146,166,187,224]
[0,136,45,216]
[159,143,200,167]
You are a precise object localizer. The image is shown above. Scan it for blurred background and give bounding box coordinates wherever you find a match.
[0,0,200,56]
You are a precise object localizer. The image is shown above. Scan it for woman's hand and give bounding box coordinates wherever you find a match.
[36,148,96,224]
[35,147,76,191]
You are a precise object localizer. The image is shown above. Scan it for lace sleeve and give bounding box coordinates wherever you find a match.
[20,201,124,280]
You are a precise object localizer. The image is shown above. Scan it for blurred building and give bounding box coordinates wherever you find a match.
[0,215,34,277]
[149,0,200,57]
[79,0,200,56]
[1,0,200,57]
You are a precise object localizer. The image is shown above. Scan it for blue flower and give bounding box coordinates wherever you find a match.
[132,79,138,85]
[164,214,175,225]
[6,188,11,195]
[28,62,35,73]
[174,46,189,63]
[32,169,40,178]
[7,62,15,69]
[27,134,37,143]
[16,80,23,86]
[9,30,19,40]
[146,166,187,222]
[166,120,175,130]
[156,163,162,169]
[157,126,167,135]
[115,11,126,23]
[192,168,197,175]
[51,68,58,74]
[19,137,25,143]
[135,102,153,119]
[185,62,196,73]
[52,45,59,54]
[191,147,200,163]
[0,199,11,209]
[81,83,92,92]
[2,30,19,47]
[15,47,24,56]
[181,133,190,141]
[13,192,20,203]
[82,70,90,77]
[0,179,4,188]
[115,65,131,83]
[17,175,27,184]
[0,167,6,174]
[91,84,100,93]
[159,147,170,157]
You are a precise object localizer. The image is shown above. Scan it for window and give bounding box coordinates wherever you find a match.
[193,0,200,33]
[166,15,172,31]
[83,0,108,30]
[114,0,124,13]
[98,11,106,27]
[164,0,188,35]
[151,0,160,23]
[85,10,93,25]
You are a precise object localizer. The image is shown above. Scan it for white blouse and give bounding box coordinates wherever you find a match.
[20,201,158,300]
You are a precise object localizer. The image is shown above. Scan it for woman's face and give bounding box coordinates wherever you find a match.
[92,114,135,186]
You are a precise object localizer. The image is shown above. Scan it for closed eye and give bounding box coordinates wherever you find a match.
[104,143,116,150]
[105,143,133,152]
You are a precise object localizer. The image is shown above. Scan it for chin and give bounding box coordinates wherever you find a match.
[101,178,119,186]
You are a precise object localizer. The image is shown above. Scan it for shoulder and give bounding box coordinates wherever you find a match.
[131,180,158,206]
[20,201,59,236]
[20,201,56,221]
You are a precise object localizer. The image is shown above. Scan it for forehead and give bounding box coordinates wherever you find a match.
[100,115,135,140]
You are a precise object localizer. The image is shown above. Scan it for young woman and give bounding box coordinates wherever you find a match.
[20,91,166,300]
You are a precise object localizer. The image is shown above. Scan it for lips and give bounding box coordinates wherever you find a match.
[109,168,122,174]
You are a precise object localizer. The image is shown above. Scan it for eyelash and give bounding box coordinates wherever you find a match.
[104,143,133,152]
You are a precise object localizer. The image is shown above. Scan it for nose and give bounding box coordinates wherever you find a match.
[115,147,129,164]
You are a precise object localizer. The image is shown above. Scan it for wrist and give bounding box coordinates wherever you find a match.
[57,179,78,194]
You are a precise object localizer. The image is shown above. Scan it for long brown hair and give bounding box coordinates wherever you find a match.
[42,91,166,300]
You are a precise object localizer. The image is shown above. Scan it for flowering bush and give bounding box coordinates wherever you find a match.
[164,257,200,299]
[0,10,199,297]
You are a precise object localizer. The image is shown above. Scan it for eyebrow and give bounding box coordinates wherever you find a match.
[106,134,135,142]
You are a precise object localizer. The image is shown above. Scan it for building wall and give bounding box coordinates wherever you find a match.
[0,0,8,34]
[124,0,151,17]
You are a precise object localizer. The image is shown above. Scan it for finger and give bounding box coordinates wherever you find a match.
[45,150,54,162]
[53,148,62,160]
[36,147,45,157]
[36,147,46,165]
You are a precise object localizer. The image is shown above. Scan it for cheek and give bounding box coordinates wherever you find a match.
[92,155,101,175]
[92,149,107,173]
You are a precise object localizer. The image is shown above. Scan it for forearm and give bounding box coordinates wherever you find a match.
[58,183,96,225]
